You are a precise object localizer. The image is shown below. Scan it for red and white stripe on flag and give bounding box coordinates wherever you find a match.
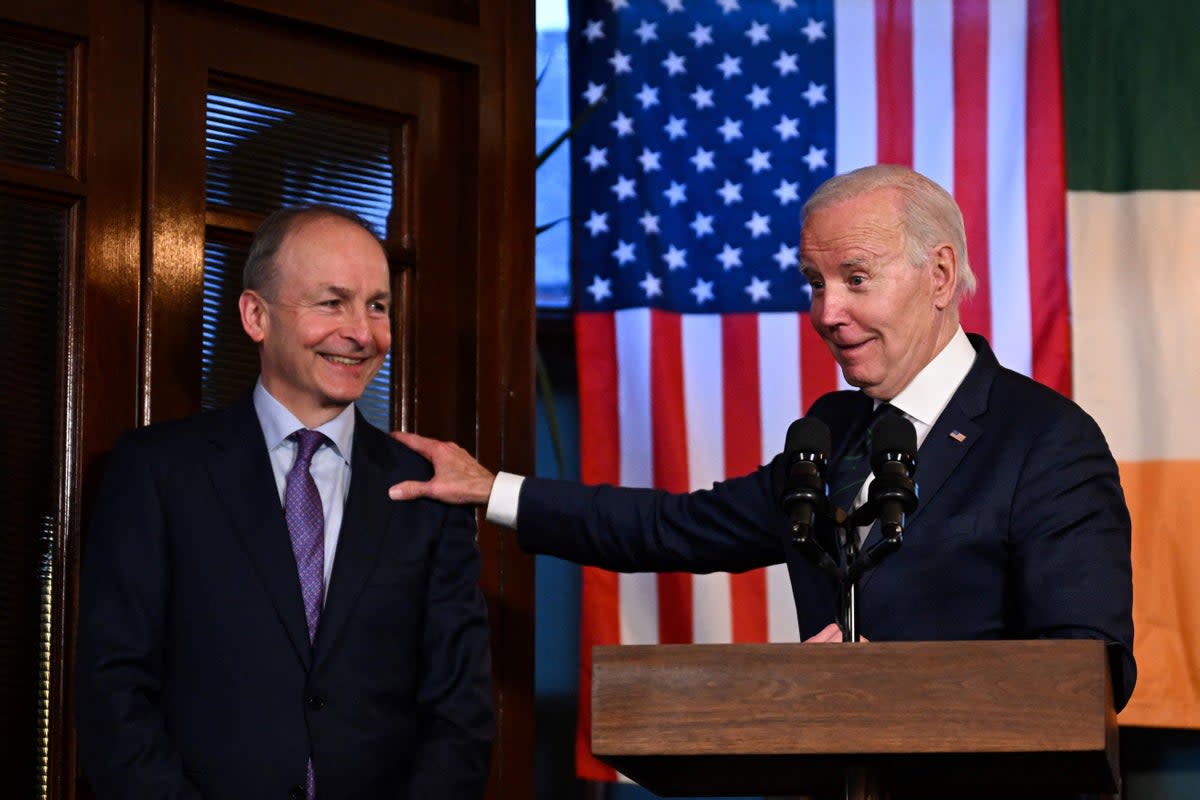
[572,0,1069,782]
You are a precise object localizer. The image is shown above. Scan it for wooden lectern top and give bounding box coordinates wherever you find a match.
[591,640,1117,797]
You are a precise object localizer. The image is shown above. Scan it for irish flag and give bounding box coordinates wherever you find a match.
[1063,0,1200,727]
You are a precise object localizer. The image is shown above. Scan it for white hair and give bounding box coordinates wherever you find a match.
[802,164,977,300]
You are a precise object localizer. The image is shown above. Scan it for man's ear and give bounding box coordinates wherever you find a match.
[930,243,957,309]
[239,290,269,343]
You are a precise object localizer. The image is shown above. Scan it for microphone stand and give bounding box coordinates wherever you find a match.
[785,426,918,800]
[791,490,910,643]
[784,416,917,643]
[836,503,903,642]
[830,506,859,643]
[792,501,901,800]
[795,502,906,800]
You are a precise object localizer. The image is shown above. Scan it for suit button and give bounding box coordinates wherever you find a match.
[288,786,305,800]
[307,694,325,711]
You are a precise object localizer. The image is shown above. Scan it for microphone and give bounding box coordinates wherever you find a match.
[865,413,918,541]
[780,418,838,575]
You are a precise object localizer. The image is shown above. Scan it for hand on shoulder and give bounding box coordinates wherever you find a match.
[388,431,496,506]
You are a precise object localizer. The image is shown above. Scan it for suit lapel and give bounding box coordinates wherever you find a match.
[313,417,395,669]
[858,336,997,592]
[906,335,997,526]
[206,397,312,668]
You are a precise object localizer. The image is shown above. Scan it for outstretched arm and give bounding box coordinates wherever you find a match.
[388,431,497,505]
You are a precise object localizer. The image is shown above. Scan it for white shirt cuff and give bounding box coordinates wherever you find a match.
[485,471,525,529]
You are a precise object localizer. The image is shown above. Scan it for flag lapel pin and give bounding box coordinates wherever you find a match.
[949,430,967,442]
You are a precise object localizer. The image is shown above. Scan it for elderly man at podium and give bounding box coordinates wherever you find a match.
[390,164,1135,713]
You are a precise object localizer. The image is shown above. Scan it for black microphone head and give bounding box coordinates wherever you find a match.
[784,417,831,464]
[782,417,832,545]
[870,413,917,471]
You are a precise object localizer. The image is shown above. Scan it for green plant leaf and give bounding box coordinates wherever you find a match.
[536,217,569,237]
[535,348,566,478]
[537,96,604,169]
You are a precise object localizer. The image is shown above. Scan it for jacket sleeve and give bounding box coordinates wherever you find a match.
[75,434,202,800]
[1011,406,1137,710]
[515,457,792,575]
[406,502,495,797]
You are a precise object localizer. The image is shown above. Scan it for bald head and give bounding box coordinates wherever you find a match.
[243,205,383,300]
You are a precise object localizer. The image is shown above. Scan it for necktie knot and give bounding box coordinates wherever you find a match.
[828,402,905,513]
[289,429,326,470]
[865,403,902,448]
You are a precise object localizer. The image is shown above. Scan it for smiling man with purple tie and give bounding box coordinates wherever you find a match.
[76,206,494,799]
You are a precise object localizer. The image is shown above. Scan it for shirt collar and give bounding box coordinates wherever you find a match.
[885,326,976,427]
[252,379,355,464]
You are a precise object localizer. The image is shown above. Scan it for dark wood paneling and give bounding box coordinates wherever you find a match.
[70,3,148,798]
[143,0,208,424]
[475,2,536,798]
[0,162,85,197]
[0,3,147,799]
[0,0,87,37]
[219,0,486,59]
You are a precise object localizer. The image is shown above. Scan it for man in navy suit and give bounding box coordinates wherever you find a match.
[390,164,1135,710]
[76,206,494,799]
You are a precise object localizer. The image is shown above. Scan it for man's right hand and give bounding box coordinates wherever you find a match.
[388,431,497,506]
[802,622,868,643]
[803,622,844,643]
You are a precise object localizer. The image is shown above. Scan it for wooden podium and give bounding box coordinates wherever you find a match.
[591,640,1118,798]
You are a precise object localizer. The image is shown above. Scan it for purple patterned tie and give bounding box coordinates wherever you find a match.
[285,429,326,644]
[285,430,325,800]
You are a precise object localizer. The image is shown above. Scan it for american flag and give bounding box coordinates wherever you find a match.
[568,0,1068,781]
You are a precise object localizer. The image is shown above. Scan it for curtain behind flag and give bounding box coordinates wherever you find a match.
[568,0,1068,781]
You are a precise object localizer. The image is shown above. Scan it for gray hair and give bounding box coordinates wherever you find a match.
[243,205,383,298]
[802,164,977,300]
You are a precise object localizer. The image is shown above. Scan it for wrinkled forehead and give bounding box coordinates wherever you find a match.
[800,189,908,265]
[276,215,389,277]
[280,212,381,252]
[802,186,905,232]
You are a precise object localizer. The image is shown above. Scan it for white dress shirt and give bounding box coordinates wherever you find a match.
[851,325,977,509]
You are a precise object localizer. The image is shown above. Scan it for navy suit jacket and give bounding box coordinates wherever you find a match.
[517,334,1135,709]
[76,396,494,799]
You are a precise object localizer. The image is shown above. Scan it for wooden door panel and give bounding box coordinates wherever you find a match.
[148,0,476,440]
[0,4,146,800]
